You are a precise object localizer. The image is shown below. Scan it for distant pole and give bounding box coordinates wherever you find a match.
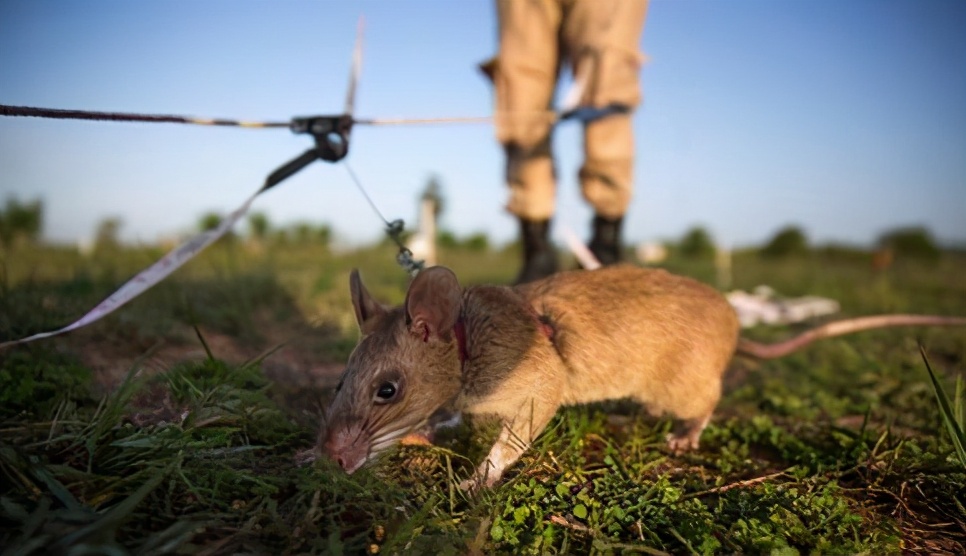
[408,186,439,267]
[419,194,437,267]
[715,244,732,290]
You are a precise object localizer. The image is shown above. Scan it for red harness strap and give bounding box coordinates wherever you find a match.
[453,317,470,365]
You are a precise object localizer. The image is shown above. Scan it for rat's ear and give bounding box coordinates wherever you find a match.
[350,269,387,335]
[405,266,462,343]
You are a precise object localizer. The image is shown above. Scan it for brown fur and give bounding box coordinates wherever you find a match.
[323,265,738,488]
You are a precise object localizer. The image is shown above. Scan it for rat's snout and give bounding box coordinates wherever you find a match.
[322,424,370,474]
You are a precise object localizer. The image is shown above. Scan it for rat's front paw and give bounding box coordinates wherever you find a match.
[459,469,501,493]
[666,432,700,454]
[459,476,482,493]
[399,432,433,446]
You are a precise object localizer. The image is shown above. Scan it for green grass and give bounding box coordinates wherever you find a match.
[922,346,966,470]
[1,242,965,554]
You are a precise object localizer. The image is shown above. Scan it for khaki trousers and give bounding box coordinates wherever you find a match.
[483,0,648,221]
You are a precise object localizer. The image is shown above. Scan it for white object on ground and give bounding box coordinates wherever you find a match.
[635,242,667,264]
[727,286,841,328]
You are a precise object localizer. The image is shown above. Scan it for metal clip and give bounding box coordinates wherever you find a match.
[396,247,425,277]
[290,114,354,162]
[261,114,354,192]
[385,219,405,238]
[384,219,424,276]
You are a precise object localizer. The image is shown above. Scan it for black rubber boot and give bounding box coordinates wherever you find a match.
[588,215,624,267]
[514,218,558,285]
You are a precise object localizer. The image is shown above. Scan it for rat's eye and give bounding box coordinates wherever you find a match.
[374,381,398,403]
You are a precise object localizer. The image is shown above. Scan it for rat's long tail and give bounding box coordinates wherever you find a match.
[736,315,966,359]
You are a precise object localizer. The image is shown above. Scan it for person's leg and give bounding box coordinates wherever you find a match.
[562,0,648,265]
[583,115,633,265]
[482,0,563,283]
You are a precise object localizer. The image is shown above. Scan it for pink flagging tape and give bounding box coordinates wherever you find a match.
[0,189,261,349]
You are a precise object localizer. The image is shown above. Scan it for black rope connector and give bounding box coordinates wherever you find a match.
[262,114,355,192]
[290,114,354,162]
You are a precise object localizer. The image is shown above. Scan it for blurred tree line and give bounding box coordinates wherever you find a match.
[241,212,332,246]
[666,224,944,263]
[0,198,43,248]
[0,192,951,264]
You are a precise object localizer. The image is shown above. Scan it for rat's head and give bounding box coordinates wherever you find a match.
[321,266,464,473]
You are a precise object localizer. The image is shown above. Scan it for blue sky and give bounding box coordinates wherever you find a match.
[1,0,964,249]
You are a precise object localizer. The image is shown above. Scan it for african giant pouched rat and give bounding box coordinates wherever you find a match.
[321,265,965,489]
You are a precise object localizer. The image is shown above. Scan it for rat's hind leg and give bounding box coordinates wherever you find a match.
[657,369,723,454]
[666,412,712,454]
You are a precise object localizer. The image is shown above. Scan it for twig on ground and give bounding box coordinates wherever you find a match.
[549,514,593,534]
[683,471,787,499]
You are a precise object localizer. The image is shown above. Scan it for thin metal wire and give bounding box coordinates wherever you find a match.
[341,161,424,276]
[353,116,492,126]
[356,109,559,126]
[342,161,390,226]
